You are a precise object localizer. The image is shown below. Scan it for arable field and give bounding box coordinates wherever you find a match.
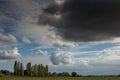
[0,77,120,80]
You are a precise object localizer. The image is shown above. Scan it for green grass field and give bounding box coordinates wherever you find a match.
[0,77,120,80]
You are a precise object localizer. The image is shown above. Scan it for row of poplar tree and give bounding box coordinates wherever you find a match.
[14,61,48,77]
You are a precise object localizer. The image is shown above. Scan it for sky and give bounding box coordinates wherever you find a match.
[0,0,120,75]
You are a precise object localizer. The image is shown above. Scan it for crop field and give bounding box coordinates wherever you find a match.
[0,77,120,80]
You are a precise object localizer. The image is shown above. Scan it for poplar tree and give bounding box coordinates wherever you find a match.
[14,61,18,75]
[20,63,24,76]
[26,62,32,76]
[46,65,48,76]
[32,65,35,76]
[17,62,20,76]
[41,64,44,77]
[37,64,41,76]
[28,62,32,76]
[35,64,38,76]
[26,63,28,76]
[14,61,49,77]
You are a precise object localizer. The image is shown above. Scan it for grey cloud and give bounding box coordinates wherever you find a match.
[0,33,17,43]
[0,0,54,24]
[38,0,120,42]
[0,0,78,48]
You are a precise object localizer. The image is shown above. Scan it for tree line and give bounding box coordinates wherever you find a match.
[0,61,119,77]
[13,61,81,77]
[49,72,81,77]
[14,61,48,77]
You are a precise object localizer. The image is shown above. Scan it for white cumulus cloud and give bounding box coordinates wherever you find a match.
[50,51,74,65]
[23,37,31,44]
[36,50,48,56]
[98,45,120,61]
[0,47,21,60]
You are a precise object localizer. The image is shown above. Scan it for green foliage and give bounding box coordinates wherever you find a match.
[34,65,37,76]
[20,63,24,76]
[71,72,77,77]
[0,70,13,75]
[45,65,48,76]
[24,62,49,77]
[14,61,18,75]
[52,72,57,76]
[17,62,20,76]
[14,61,26,76]
[26,62,32,76]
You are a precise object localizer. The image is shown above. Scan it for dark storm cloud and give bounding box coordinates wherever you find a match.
[38,0,120,42]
